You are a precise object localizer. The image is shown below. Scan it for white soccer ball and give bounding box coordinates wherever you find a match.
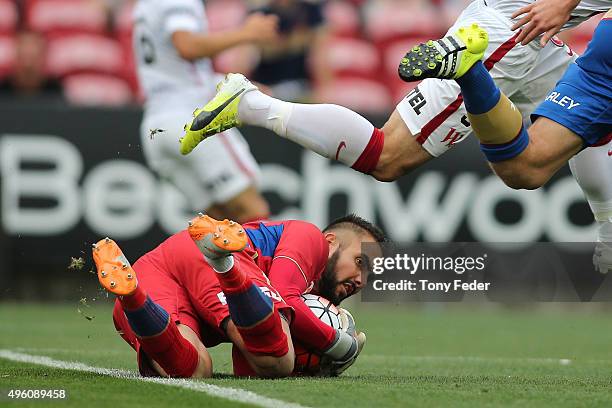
[301,293,341,329]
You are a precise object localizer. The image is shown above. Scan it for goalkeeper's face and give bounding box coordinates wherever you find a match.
[318,230,377,305]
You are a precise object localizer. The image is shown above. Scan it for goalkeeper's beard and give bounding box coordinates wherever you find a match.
[318,251,344,306]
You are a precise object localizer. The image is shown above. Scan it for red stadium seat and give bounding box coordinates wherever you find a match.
[388,77,419,104]
[45,34,124,78]
[25,0,108,35]
[561,14,600,54]
[318,37,381,80]
[63,73,133,106]
[323,0,361,38]
[314,77,392,113]
[112,2,139,94]
[363,0,443,42]
[113,2,134,44]
[0,0,18,34]
[205,0,247,33]
[0,34,15,79]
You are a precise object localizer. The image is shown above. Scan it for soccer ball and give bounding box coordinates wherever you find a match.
[293,294,342,375]
[301,293,342,329]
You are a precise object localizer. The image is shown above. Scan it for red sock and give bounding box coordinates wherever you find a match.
[138,321,199,378]
[216,261,250,294]
[218,261,288,357]
[119,285,147,311]
[238,311,288,357]
[351,127,384,174]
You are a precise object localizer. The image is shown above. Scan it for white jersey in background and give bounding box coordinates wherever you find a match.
[486,0,610,30]
[133,0,217,113]
[132,0,261,213]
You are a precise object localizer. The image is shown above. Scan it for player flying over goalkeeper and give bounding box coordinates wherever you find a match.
[180,0,612,274]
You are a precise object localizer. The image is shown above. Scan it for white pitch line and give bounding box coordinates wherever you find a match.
[0,350,310,408]
[364,354,576,365]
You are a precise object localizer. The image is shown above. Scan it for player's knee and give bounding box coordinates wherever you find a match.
[190,351,213,378]
[371,138,422,182]
[495,167,548,190]
[176,324,214,378]
[371,163,405,182]
[373,115,433,182]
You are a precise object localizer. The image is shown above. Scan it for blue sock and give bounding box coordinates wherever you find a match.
[480,125,529,162]
[225,284,273,328]
[123,296,170,337]
[455,61,501,114]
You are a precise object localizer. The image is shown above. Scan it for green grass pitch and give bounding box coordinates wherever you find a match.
[1,302,612,407]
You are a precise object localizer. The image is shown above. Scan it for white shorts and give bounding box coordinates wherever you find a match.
[396,0,578,157]
[140,106,260,211]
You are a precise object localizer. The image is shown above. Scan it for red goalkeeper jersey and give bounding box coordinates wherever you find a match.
[243,220,336,351]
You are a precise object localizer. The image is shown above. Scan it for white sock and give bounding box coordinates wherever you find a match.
[238,90,375,167]
[204,254,234,273]
[569,144,612,242]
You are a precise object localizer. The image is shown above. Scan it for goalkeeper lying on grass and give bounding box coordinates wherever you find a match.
[92,213,385,377]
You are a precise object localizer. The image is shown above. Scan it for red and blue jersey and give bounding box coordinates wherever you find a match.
[241,220,336,350]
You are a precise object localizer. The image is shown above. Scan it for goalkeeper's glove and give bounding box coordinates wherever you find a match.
[319,308,366,376]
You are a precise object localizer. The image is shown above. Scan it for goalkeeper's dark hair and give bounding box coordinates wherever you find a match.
[323,213,388,243]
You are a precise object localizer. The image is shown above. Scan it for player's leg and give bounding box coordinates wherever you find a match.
[202,129,269,222]
[180,1,540,182]
[489,118,582,189]
[373,110,433,181]
[187,214,294,377]
[182,71,483,182]
[93,238,212,378]
[398,23,590,189]
[143,112,269,222]
[225,312,294,377]
[570,143,612,274]
[506,14,612,189]
[182,74,388,176]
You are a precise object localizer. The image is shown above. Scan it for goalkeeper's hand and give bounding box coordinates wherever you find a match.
[319,331,366,376]
[319,308,366,376]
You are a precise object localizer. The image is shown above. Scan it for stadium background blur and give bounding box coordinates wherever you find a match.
[2,2,612,406]
[0,0,600,107]
[0,0,602,301]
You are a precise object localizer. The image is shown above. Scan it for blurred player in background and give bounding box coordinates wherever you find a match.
[133,0,278,223]
[181,0,611,273]
[93,213,382,377]
[0,31,63,100]
[249,0,329,101]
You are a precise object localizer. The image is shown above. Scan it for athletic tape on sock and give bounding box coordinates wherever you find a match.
[480,125,529,163]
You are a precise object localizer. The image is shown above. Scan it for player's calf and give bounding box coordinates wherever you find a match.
[489,118,583,190]
[226,318,295,378]
[93,238,211,378]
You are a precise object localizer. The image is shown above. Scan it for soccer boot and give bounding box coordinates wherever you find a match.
[398,23,488,82]
[187,213,248,259]
[180,73,257,155]
[92,237,137,296]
